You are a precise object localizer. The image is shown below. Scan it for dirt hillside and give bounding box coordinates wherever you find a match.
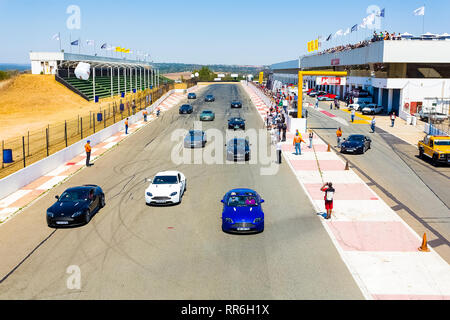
[0,74,122,141]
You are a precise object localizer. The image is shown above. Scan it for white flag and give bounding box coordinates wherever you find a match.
[86,40,95,46]
[52,33,60,41]
[335,29,343,36]
[414,6,425,16]
[344,28,350,36]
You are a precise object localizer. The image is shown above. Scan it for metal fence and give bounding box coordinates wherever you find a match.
[0,82,188,179]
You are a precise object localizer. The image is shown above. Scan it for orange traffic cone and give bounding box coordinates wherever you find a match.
[327,144,331,152]
[418,233,430,252]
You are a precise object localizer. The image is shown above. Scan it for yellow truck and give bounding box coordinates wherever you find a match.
[418,135,450,166]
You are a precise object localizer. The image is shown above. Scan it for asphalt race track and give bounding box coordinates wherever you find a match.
[0,84,364,299]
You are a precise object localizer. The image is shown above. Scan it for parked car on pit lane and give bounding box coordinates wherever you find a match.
[340,134,372,154]
[145,171,186,205]
[228,117,246,130]
[309,91,326,97]
[187,92,197,99]
[179,104,193,114]
[231,100,242,108]
[184,130,206,148]
[347,102,368,111]
[361,104,384,115]
[221,188,265,234]
[199,110,215,121]
[205,94,215,102]
[317,94,338,101]
[46,185,105,227]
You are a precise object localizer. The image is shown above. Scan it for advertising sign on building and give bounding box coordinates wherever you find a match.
[231,74,239,78]
[331,59,340,66]
[214,78,222,81]
[316,76,346,86]
[218,74,225,78]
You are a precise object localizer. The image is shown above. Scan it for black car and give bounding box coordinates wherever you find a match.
[228,117,246,130]
[231,100,242,108]
[187,93,196,99]
[47,185,105,227]
[205,94,215,102]
[340,135,372,154]
[184,130,206,148]
[226,138,250,162]
[179,104,193,114]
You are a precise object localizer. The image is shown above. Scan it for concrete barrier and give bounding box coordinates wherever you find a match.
[0,89,176,200]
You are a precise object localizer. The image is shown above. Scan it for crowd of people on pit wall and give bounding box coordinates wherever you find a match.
[317,31,403,55]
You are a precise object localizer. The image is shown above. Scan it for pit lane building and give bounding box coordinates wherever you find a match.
[269,38,450,120]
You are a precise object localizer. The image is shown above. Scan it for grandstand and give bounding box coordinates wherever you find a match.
[30,52,170,101]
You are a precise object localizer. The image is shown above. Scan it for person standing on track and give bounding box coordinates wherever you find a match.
[336,127,343,147]
[143,109,148,122]
[351,108,356,123]
[309,130,314,148]
[85,140,92,167]
[320,182,335,220]
[390,112,396,127]
[293,131,305,155]
[276,139,282,164]
[125,118,129,135]
[371,116,376,133]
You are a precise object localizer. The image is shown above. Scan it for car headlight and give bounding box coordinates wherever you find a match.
[253,218,263,223]
[440,154,445,158]
[72,211,84,218]
[146,192,153,197]
[224,218,234,223]
[170,192,178,197]
[47,211,54,218]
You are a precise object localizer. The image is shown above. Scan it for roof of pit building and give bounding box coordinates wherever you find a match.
[29,52,153,68]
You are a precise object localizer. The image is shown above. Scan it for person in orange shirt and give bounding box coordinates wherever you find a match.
[143,110,148,122]
[293,132,305,155]
[336,127,343,147]
[85,140,92,167]
[125,118,129,134]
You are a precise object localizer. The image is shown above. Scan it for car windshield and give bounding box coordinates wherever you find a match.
[347,135,364,141]
[227,195,258,207]
[435,140,450,146]
[59,189,90,202]
[229,139,247,147]
[181,105,191,108]
[203,111,212,114]
[153,176,178,184]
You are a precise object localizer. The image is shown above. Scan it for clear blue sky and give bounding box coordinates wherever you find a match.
[1,0,449,65]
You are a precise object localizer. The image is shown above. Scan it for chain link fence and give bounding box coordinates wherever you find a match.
[0,82,189,179]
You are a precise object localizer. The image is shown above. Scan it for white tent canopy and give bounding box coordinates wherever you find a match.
[400,32,413,38]
[421,32,437,37]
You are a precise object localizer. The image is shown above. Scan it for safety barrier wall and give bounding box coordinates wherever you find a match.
[424,123,450,136]
[0,89,176,200]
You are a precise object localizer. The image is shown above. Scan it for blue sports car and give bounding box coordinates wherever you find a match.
[46,185,105,228]
[221,188,265,234]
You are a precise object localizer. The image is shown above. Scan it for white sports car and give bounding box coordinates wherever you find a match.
[145,171,186,205]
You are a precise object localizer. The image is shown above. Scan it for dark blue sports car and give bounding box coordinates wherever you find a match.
[228,117,245,130]
[179,104,193,114]
[221,189,265,234]
[46,185,105,227]
[205,94,215,102]
[340,134,372,154]
[187,93,196,99]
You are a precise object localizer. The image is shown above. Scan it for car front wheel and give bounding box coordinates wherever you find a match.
[100,194,105,208]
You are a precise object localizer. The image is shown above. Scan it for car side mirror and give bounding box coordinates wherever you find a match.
[146,178,152,183]
[221,200,224,203]
[55,195,59,200]
[260,199,265,203]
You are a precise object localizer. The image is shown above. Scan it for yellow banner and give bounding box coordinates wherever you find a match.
[307,39,319,52]
[259,72,264,84]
